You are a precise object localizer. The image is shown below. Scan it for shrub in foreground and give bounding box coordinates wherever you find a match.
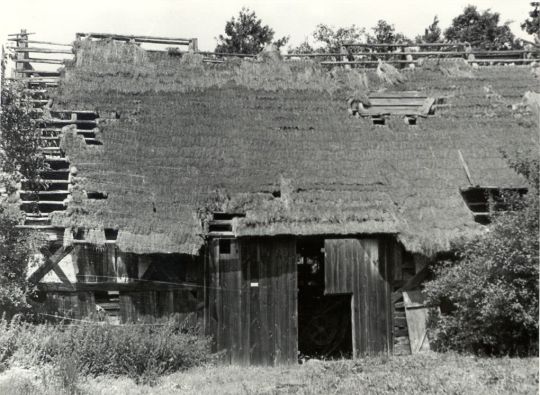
[0,314,214,383]
[425,153,539,355]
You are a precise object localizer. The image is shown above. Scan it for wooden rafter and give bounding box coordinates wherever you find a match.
[28,245,73,283]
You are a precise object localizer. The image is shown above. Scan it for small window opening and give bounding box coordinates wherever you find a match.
[87,191,108,200]
[404,116,417,125]
[213,212,245,221]
[372,117,386,126]
[104,228,118,241]
[73,228,85,240]
[209,223,232,233]
[219,239,231,255]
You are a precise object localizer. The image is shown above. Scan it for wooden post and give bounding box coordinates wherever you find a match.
[15,29,30,79]
[189,38,198,53]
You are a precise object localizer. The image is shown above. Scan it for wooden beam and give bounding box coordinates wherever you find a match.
[458,150,474,186]
[7,39,71,47]
[11,47,73,54]
[38,280,199,292]
[16,70,61,76]
[343,42,467,48]
[467,58,537,63]
[15,58,65,65]
[76,32,193,45]
[391,265,431,304]
[8,32,35,36]
[29,245,73,283]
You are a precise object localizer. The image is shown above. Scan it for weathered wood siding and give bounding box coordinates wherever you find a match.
[324,238,393,357]
[206,237,297,365]
[36,246,203,323]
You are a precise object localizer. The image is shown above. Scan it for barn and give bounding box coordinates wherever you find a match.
[7,32,539,365]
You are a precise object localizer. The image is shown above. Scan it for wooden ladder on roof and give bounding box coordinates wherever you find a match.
[7,30,100,232]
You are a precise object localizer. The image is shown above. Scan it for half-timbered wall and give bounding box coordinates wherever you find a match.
[34,245,203,323]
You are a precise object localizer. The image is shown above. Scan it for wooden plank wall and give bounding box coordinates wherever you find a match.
[206,237,297,365]
[324,238,393,357]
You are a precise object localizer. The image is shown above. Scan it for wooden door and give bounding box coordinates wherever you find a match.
[325,238,392,356]
[206,237,297,365]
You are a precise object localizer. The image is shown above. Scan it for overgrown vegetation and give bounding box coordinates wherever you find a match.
[1,82,48,195]
[0,83,47,316]
[0,315,213,385]
[1,353,537,394]
[0,207,40,317]
[425,153,539,356]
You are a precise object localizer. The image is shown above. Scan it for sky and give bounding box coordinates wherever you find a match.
[0,0,536,51]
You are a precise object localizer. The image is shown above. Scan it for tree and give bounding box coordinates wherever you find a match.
[425,152,539,356]
[311,24,365,53]
[215,8,288,54]
[444,5,518,49]
[521,2,540,37]
[0,206,37,316]
[416,16,442,43]
[368,20,411,44]
[1,82,47,195]
[0,83,45,316]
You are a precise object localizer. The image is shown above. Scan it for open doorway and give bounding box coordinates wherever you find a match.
[297,237,352,360]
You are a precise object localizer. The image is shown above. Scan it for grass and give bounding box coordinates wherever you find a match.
[0,353,537,394]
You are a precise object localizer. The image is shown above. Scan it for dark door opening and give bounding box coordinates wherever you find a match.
[297,238,352,360]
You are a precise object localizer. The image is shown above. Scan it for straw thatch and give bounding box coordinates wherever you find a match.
[50,41,539,256]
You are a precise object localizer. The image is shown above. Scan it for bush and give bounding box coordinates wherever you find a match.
[0,315,214,383]
[424,153,539,356]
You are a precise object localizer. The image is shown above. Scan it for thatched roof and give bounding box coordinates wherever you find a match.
[50,41,539,255]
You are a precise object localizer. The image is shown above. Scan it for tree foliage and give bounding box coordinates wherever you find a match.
[444,5,518,49]
[312,24,365,53]
[368,20,411,44]
[425,152,539,356]
[1,83,47,195]
[0,206,37,316]
[215,8,288,54]
[521,2,540,36]
[0,83,46,316]
[416,16,442,43]
[288,24,365,54]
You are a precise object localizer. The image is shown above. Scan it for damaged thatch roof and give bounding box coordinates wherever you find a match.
[50,40,539,255]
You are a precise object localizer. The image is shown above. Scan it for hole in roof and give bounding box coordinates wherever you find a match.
[213,212,245,220]
[404,116,417,126]
[460,187,527,225]
[209,223,232,233]
[76,112,98,121]
[104,229,118,241]
[372,117,386,126]
[219,239,231,255]
[87,191,108,200]
[85,139,103,146]
[272,190,281,198]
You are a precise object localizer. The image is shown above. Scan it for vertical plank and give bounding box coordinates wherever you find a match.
[240,239,250,366]
[258,241,270,366]
[249,241,261,364]
[289,241,298,364]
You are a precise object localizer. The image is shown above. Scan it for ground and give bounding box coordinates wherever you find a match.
[0,353,537,394]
